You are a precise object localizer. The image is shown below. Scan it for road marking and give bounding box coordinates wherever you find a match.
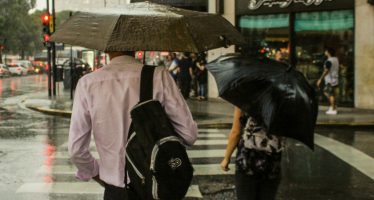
[16,182,202,198]
[58,134,228,151]
[194,139,227,145]
[54,149,229,159]
[197,133,227,138]
[193,164,235,175]
[198,128,230,133]
[315,133,374,180]
[38,163,234,176]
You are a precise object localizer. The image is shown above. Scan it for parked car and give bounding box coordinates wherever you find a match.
[17,60,34,74]
[0,64,11,78]
[32,61,46,74]
[8,64,28,76]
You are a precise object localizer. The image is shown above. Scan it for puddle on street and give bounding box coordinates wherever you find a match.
[192,113,226,120]
[0,107,16,121]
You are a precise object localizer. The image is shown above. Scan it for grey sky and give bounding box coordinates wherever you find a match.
[36,0,46,10]
[34,0,130,12]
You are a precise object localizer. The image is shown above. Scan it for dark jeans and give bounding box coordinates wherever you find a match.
[104,183,140,200]
[198,82,207,98]
[179,77,191,99]
[235,171,280,200]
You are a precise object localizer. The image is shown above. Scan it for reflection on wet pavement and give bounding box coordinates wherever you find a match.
[0,75,373,200]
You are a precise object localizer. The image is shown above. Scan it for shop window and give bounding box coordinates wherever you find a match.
[295,10,354,106]
[239,14,290,61]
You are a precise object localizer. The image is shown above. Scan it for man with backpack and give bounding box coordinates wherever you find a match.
[68,51,198,200]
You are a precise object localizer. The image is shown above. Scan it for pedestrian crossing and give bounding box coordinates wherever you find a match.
[16,128,233,199]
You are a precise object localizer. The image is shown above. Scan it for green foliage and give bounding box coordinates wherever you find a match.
[0,0,42,57]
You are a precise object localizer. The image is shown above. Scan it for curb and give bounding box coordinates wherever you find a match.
[27,106,374,128]
[27,106,72,118]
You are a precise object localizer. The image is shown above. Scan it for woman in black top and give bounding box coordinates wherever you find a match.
[221,107,283,200]
[196,60,208,100]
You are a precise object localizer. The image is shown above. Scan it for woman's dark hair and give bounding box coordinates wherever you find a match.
[325,47,336,57]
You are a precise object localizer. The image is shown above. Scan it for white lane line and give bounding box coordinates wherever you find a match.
[58,133,227,149]
[17,182,103,194]
[193,164,235,175]
[16,182,202,198]
[39,164,234,176]
[198,129,230,133]
[315,133,374,180]
[194,139,227,145]
[54,149,228,159]
[197,133,227,138]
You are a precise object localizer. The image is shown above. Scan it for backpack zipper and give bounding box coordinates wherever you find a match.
[150,136,182,171]
[150,136,183,199]
[125,132,146,185]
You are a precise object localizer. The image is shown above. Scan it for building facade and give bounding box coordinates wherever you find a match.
[209,0,374,109]
[55,0,374,109]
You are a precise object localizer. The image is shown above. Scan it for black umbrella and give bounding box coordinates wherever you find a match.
[206,54,318,149]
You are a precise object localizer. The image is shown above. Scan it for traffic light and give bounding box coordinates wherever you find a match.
[41,13,52,46]
[43,34,50,42]
[42,13,51,34]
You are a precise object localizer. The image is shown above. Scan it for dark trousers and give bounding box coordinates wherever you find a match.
[104,183,140,200]
[179,77,191,99]
[235,171,280,200]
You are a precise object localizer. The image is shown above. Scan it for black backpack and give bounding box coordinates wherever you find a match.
[125,66,194,200]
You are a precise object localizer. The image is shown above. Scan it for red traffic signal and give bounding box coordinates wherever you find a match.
[42,13,51,26]
[43,34,50,42]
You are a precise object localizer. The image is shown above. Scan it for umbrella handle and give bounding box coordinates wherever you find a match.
[286,65,292,72]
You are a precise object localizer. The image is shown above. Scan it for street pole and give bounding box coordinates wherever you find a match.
[69,11,74,100]
[52,0,57,96]
[47,0,52,97]
[289,12,297,69]
[70,44,73,100]
[0,39,4,64]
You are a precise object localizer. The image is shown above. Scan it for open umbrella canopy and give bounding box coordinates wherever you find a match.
[206,54,318,149]
[50,2,245,52]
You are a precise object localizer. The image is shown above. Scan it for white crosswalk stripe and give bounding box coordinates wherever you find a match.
[16,128,232,199]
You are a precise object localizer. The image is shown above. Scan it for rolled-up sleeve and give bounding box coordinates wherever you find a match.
[68,79,99,181]
[161,70,198,146]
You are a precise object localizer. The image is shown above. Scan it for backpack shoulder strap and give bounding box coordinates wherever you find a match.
[139,65,156,103]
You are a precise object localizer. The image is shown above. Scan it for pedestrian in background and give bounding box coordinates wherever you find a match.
[196,59,208,100]
[168,52,179,83]
[178,52,194,99]
[68,51,198,200]
[221,107,284,200]
[190,53,199,98]
[317,47,339,115]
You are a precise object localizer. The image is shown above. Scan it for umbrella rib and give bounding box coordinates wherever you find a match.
[104,15,122,52]
[181,17,201,53]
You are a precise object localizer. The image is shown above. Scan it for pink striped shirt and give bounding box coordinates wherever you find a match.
[68,55,198,188]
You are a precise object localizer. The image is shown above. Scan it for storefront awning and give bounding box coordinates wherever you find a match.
[295,10,354,31]
[130,0,207,7]
[239,10,353,31]
[239,14,289,29]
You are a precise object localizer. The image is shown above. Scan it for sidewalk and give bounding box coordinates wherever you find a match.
[23,90,374,128]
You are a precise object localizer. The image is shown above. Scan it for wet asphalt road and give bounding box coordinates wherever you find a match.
[0,75,373,200]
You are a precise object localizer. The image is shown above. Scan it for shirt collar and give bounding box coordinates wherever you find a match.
[109,55,141,66]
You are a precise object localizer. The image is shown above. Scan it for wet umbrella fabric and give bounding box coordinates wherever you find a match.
[206,54,318,149]
[50,2,245,52]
